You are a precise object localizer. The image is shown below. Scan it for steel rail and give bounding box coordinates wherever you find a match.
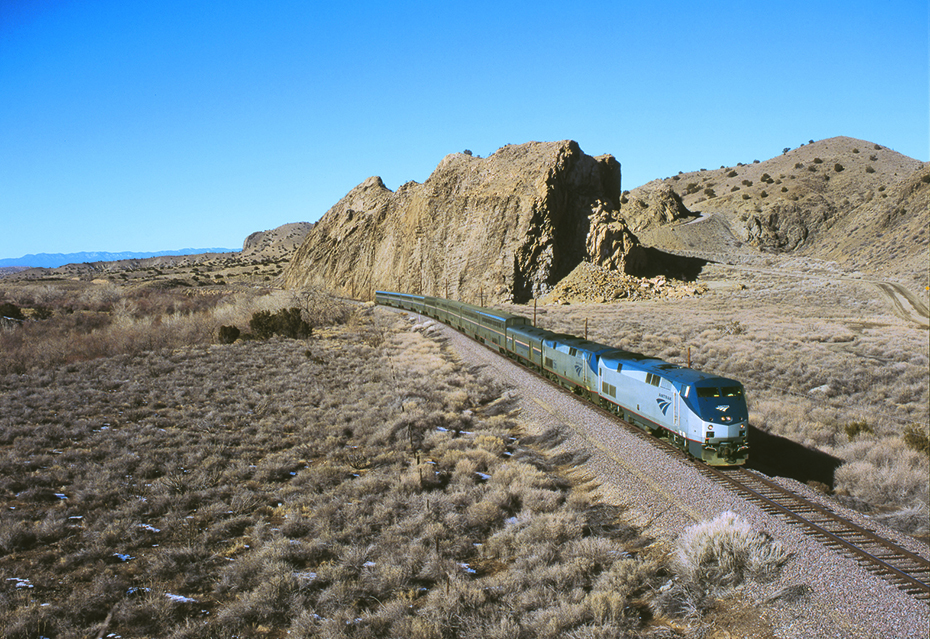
[700,465,930,602]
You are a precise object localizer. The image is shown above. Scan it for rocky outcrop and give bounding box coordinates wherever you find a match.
[620,184,696,232]
[284,141,642,303]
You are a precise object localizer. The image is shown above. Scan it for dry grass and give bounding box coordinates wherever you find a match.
[499,265,929,540]
[1,298,717,638]
[0,280,353,375]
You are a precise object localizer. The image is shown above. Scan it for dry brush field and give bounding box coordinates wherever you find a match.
[0,283,792,638]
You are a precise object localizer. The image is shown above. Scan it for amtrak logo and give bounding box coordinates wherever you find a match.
[574,362,584,377]
[656,398,671,415]
[716,405,729,412]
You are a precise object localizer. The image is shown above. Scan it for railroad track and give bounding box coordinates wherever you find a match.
[694,464,930,603]
[416,309,930,604]
[513,351,930,604]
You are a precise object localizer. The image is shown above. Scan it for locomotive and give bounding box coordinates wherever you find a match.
[375,291,749,466]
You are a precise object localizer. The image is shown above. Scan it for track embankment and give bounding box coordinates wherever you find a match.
[423,315,930,639]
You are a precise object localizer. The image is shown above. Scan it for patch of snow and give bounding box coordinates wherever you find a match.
[7,578,33,589]
[166,593,197,603]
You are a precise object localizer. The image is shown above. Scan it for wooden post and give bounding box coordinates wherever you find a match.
[584,318,588,341]
[687,345,691,368]
[533,298,537,327]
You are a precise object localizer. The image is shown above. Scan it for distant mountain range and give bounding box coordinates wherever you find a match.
[0,248,239,269]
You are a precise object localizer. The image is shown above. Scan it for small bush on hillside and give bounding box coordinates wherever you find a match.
[844,420,873,440]
[903,424,929,456]
[218,325,241,344]
[834,163,845,173]
[0,302,24,320]
[249,308,312,340]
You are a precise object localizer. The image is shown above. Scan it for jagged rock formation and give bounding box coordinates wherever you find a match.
[284,141,643,302]
[620,184,696,232]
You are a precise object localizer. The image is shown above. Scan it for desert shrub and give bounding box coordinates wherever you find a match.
[865,165,876,173]
[217,324,240,344]
[844,420,873,440]
[0,301,24,320]
[249,307,312,339]
[703,187,716,198]
[834,163,844,172]
[813,157,823,164]
[903,424,930,456]
[654,511,791,617]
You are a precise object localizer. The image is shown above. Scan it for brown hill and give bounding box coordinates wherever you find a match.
[241,222,314,259]
[284,141,649,303]
[632,136,928,293]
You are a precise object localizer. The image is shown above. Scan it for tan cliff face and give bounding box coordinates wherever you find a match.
[283,140,644,303]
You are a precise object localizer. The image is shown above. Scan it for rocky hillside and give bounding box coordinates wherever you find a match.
[284,141,649,302]
[241,222,314,259]
[632,137,928,292]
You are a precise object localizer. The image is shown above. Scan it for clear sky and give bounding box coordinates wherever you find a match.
[1,0,927,259]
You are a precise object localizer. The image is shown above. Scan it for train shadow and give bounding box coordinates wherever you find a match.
[745,425,843,488]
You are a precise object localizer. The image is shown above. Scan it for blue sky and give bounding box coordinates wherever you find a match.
[1,0,927,259]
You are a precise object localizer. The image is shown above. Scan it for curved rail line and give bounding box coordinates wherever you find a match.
[401,307,930,603]
[699,466,930,602]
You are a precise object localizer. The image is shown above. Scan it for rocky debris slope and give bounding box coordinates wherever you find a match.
[284,141,653,303]
[540,261,708,304]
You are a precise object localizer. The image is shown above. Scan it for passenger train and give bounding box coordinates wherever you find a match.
[376,290,749,466]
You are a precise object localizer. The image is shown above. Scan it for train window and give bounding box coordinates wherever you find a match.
[646,373,660,386]
[569,347,577,357]
[696,387,720,398]
[721,386,743,397]
[545,357,554,369]
[601,381,616,397]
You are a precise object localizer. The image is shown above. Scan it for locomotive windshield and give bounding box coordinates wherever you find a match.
[696,385,743,398]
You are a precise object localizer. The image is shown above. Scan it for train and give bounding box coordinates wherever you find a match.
[375,290,749,466]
